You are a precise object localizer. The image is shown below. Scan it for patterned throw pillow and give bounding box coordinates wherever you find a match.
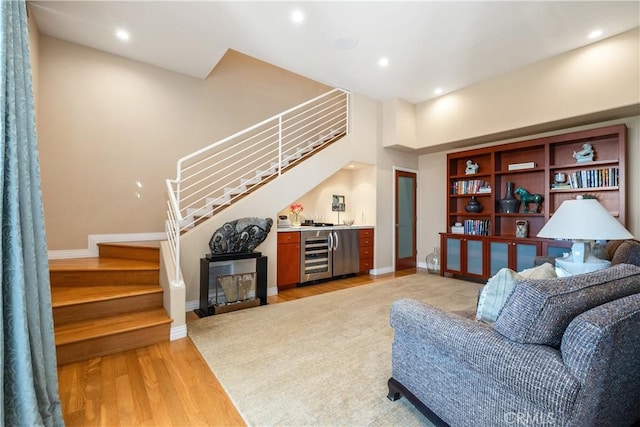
[476,263,556,323]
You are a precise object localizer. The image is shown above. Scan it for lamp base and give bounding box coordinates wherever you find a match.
[571,240,590,263]
[556,256,611,277]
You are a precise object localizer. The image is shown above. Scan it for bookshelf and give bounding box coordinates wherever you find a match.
[441,124,627,281]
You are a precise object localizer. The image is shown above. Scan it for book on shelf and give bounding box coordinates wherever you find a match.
[565,167,618,189]
[463,219,491,236]
[452,180,490,195]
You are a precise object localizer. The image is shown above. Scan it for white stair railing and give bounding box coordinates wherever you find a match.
[165,88,351,285]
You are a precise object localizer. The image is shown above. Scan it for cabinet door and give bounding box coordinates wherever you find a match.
[333,229,359,276]
[445,236,462,273]
[277,232,300,288]
[489,241,510,276]
[514,242,539,272]
[511,242,540,271]
[465,238,484,277]
[489,240,540,276]
[443,235,485,278]
[359,228,374,274]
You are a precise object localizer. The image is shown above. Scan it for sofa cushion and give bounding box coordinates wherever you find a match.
[493,264,640,347]
[476,263,556,323]
[609,239,640,267]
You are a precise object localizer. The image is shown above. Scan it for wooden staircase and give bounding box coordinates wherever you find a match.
[49,242,172,366]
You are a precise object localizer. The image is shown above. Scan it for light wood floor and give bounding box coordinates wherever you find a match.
[58,269,416,426]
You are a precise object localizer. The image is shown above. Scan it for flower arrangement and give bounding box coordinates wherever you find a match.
[290,203,303,226]
[290,203,304,214]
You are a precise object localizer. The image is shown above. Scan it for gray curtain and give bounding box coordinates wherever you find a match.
[1,1,64,426]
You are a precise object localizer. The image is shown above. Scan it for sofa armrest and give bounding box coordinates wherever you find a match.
[390,299,580,411]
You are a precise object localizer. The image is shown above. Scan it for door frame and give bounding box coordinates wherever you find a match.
[393,167,418,271]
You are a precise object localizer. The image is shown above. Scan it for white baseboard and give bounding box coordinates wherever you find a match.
[186,300,199,312]
[48,232,166,259]
[48,249,93,260]
[170,324,188,340]
[370,266,394,275]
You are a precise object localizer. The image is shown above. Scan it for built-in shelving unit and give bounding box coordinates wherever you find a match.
[441,124,627,281]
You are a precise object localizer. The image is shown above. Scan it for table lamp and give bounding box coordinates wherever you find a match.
[537,196,633,263]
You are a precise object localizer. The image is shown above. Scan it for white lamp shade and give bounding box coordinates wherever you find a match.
[537,197,633,240]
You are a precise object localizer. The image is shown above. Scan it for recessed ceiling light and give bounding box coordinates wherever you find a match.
[116,29,130,41]
[291,10,304,24]
[588,29,603,39]
[434,88,444,95]
[378,57,389,68]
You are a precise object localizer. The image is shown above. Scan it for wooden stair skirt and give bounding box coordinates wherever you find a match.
[50,242,172,365]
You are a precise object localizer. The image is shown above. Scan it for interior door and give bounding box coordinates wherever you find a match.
[395,169,417,270]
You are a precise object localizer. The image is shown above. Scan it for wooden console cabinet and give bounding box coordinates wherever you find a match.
[441,124,626,281]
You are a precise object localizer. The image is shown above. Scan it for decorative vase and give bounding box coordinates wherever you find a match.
[498,182,520,213]
[291,212,301,227]
[426,247,440,275]
[465,196,483,213]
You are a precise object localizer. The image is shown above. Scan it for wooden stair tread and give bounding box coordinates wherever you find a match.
[55,308,171,346]
[49,257,158,271]
[51,284,162,307]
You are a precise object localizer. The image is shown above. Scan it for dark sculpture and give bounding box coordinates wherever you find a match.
[514,187,544,213]
[209,217,273,254]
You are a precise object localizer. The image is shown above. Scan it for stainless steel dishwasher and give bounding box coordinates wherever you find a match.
[300,228,359,284]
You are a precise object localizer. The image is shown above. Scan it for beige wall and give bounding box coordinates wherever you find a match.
[412,28,640,150]
[418,116,640,265]
[37,38,331,249]
[383,98,416,149]
[276,166,377,226]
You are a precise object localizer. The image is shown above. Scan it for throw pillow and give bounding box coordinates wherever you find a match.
[476,268,519,323]
[476,263,556,323]
[519,262,557,280]
[494,263,640,347]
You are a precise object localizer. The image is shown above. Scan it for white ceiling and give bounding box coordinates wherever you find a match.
[29,1,640,104]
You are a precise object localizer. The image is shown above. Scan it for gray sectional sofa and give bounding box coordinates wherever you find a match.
[387,264,640,426]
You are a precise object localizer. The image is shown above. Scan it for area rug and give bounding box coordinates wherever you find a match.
[188,272,482,426]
